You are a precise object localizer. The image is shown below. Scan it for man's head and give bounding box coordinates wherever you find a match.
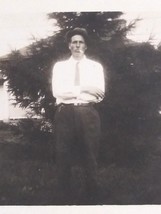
[66,28,89,60]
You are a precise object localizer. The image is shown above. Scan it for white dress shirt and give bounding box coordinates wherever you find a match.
[52,55,105,105]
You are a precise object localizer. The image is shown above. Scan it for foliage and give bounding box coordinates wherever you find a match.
[0,12,136,120]
[10,118,53,142]
[1,12,161,166]
[1,12,161,205]
[0,121,12,130]
[100,42,161,164]
[106,43,161,120]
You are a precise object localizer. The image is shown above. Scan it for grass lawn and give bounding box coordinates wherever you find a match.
[0,121,161,205]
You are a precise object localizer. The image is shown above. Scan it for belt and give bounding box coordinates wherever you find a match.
[57,103,93,107]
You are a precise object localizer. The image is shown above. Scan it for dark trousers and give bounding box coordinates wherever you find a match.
[54,104,101,202]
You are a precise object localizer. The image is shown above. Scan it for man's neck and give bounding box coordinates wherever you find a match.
[72,55,85,61]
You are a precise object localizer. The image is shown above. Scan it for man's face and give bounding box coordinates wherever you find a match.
[68,35,87,59]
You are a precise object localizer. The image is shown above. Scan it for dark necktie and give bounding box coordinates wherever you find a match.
[74,62,80,86]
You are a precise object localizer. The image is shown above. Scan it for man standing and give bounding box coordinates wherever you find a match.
[52,27,105,204]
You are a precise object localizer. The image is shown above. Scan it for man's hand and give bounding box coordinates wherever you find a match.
[81,86,104,99]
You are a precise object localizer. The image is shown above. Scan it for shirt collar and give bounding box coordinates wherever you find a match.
[69,55,87,63]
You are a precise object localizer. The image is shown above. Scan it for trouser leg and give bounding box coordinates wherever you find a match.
[54,104,101,203]
[76,106,101,202]
[54,106,74,200]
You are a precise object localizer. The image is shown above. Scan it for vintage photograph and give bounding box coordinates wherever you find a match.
[0,1,161,212]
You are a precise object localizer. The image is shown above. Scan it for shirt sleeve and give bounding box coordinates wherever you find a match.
[78,61,105,103]
[52,62,80,99]
[93,63,105,102]
[52,62,59,98]
[94,63,105,93]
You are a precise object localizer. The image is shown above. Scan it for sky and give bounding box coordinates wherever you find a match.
[0,12,54,56]
[123,12,161,47]
[1,0,161,56]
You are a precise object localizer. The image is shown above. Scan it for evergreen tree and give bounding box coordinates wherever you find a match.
[101,42,161,165]
[1,12,161,167]
[0,12,134,120]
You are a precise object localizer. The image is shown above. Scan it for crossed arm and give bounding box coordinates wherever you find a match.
[80,86,104,99]
[52,62,105,101]
[53,85,104,102]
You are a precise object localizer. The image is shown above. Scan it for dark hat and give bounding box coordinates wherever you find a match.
[65,27,89,44]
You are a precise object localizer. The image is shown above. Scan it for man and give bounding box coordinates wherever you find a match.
[52,27,105,204]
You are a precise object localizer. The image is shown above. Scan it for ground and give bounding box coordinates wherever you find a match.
[0,121,161,205]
